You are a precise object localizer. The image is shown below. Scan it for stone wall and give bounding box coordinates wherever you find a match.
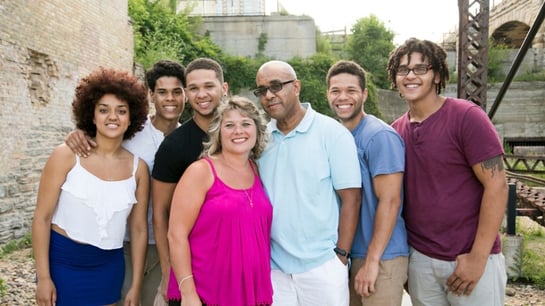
[489,81,545,141]
[377,81,545,143]
[0,0,133,243]
[200,15,316,60]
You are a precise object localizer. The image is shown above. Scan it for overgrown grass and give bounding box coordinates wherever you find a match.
[0,233,32,298]
[513,71,545,82]
[0,233,32,258]
[504,218,545,290]
[0,279,6,299]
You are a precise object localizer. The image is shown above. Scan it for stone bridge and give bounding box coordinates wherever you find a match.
[490,0,545,48]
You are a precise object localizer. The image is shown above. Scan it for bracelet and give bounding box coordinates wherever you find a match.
[178,274,193,290]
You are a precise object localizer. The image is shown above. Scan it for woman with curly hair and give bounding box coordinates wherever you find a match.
[32,67,150,306]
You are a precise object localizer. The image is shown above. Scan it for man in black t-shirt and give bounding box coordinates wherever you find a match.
[151,58,228,305]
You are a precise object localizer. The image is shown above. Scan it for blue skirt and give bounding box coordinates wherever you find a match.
[47,230,124,306]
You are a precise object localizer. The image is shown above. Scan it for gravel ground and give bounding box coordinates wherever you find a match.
[0,248,543,305]
[0,248,35,306]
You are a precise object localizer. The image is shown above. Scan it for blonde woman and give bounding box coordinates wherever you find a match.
[168,96,272,306]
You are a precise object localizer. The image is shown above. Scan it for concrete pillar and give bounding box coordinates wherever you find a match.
[503,234,524,278]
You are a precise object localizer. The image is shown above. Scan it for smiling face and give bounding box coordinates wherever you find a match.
[395,52,439,103]
[220,109,257,156]
[255,64,300,122]
[93,93,130,139]
[185,69,227,119]
[150,76,185,122]
[327,72,367,127]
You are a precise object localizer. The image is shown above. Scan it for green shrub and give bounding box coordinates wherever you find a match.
[506,219,545,289]
[0,278,6,298]
[0,233,32,258]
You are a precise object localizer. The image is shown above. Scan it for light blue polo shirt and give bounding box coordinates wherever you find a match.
[257,103,361,273]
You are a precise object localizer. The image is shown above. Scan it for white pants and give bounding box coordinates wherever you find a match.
[408,248,507,306]
[272,256,349,306]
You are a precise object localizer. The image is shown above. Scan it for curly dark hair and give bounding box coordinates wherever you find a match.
[72,67,149,140]
[387,37,449,94]
[146,60,186,92]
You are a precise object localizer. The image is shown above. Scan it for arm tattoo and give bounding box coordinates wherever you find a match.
[480,156,504,177]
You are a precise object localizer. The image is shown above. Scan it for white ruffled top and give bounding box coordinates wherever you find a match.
[51,155,138,250]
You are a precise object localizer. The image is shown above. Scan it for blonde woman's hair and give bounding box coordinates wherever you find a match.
[202,95,269,159]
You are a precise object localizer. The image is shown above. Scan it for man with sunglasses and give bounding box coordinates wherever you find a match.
[254,60,362,306]
[388,38,508,305]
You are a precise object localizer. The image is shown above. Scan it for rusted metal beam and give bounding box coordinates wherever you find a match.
[506,177,545,227]
[457,0,490,109]
[504,155,545,174]
[517,208,542,218]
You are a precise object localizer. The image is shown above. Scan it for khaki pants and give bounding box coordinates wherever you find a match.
[117,243,163,306]
[349,256,408,306]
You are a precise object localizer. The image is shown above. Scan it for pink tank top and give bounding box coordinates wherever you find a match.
[168,157,273,305]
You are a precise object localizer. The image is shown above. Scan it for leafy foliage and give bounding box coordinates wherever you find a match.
[129,0,221,69]
[0,233,31,258]
[220,55,269,95]
[364,81,382,119]
[128,1,385,120]
[347,15,395,89]
[503,218,545,289]
[315,28,333,56]
[257,33,268,57]
[0,279,5,298]
[288,54,335,116]
[488,40,509,83]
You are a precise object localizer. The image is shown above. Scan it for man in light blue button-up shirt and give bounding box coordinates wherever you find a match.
[255,60,362,306]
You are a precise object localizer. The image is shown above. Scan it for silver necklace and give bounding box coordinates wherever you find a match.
[243,189,254,207]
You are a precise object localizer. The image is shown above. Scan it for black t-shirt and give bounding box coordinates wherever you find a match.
[152,118,208,183]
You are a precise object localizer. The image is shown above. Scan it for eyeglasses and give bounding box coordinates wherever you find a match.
[396,65,432,76]
[253,79,296,97]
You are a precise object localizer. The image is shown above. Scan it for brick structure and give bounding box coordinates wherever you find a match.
[0,0,133,243]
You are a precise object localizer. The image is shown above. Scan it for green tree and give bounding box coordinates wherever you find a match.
[220,55,269,94]
[127,3,383,119]
[288,54,335,116]
[363,81,381,119]
[286,53,383,119]
[347,15,395,89]
[129,0,221,69]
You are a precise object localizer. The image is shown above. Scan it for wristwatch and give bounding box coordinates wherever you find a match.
[334,247,350,258]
